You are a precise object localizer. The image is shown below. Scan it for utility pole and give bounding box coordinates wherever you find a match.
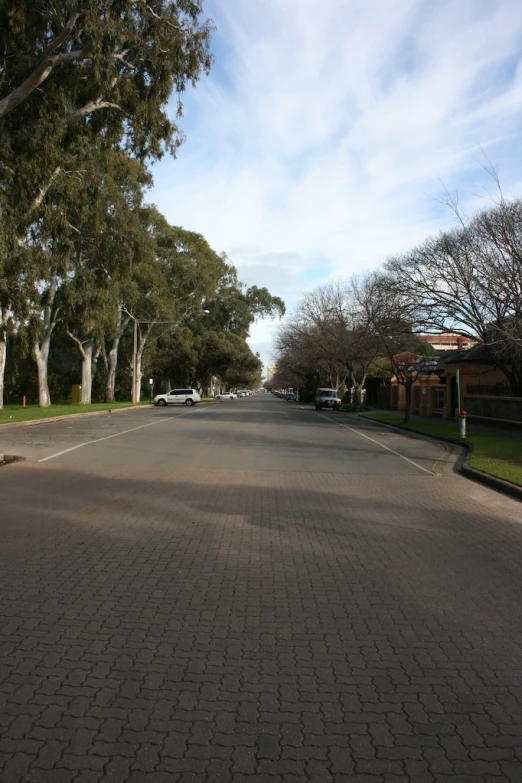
[126,309,209,405]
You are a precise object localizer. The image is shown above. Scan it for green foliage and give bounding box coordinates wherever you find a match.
[0,6,286,407]
[0,0,215,338]
[146,327,199,388]
[193,330,262,390]
[341,403,371,412]
[0,401,139,425]
[203,270,286,338]
[366,357,393,379]
[412,338,437,356]
[0,0,214,161]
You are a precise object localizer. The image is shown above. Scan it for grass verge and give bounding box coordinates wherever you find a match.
[362,413,522,488]
[0,401,148,425]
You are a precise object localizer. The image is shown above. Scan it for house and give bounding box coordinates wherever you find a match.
[389,343,522,424]
[419,333,477,351]
[442,344,521,423]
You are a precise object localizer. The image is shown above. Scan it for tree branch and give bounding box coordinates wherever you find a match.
[23,166,62,220]
[114,52,138,70]
[40,13,81,60]
[0,20,93,120]
[65,329,87,359]
[144,3,182,31]
[67,98,122,123]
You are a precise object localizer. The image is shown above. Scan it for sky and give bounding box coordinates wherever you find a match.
[150,0,522,375]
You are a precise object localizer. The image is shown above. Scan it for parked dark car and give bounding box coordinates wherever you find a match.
[286,393,297,402]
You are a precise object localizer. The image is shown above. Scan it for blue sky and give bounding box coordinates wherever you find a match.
[149,0,522,372]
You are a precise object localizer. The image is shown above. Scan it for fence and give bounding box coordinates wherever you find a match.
[466,382,514,397]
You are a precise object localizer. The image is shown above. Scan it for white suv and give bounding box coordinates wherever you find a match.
[154,388,201,407]
[314,388,342,411]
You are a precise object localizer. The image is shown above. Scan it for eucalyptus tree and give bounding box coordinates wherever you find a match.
[146,326,199,391]
[0,0,214,186]
[22,188,79,407]
[0,0,213,406]
[63,150,151,404]
[0,1,213,123]
[130,210,228,402]
[0,223,16,408]
[193,330,262,392]
[61,267,113,404]
[203,268,286,338]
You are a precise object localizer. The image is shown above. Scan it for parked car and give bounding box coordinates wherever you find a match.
[286,393,297,402]
[155,388,201,407]
[314,388,342,411]
[215,392,236,400]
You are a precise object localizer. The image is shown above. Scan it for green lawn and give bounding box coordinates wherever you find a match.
[0,401,148,425]
[362,413,522,487]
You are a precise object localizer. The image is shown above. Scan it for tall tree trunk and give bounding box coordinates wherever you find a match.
[80,341,93,404]
[66,330,95,405]
[133,324,152,404]
[134,343,144,404]
[351,368,368,408]
[350,370,360,405]
[33,272,60,407]
[34,334,52,408]
[106,310,130,403]
[0,306,9,410]
[106,336,120,403]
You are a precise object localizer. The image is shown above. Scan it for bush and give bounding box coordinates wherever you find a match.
[341,403,371,413]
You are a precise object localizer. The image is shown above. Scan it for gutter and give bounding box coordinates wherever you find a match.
[358,414,522,503]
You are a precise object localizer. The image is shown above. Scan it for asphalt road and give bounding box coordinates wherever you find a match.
[1,394,521,782]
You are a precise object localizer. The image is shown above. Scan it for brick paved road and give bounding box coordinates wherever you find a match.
[1,395,521,782]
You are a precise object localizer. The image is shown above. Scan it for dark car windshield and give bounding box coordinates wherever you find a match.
[321,391,337,398]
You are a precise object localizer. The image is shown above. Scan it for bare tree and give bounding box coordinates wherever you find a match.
[298,282,383,403]
[386,199,522,395]
[353,273,435,422]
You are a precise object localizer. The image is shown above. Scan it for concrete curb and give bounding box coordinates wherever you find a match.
[358,414,522,503]
[0,399,217,431]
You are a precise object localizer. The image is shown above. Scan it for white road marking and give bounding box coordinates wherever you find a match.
[38,409,200,463]
[301,408,434,475]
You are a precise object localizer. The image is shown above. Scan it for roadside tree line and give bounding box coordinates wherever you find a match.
[272,195,522,420]
[0,2,285,407]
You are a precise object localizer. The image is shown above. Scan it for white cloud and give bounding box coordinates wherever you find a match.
[150,0,522,360]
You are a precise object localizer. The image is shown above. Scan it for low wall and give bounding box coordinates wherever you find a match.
[463,395,522,423]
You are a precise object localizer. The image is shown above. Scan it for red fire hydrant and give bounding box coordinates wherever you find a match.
[459,410,467,439]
